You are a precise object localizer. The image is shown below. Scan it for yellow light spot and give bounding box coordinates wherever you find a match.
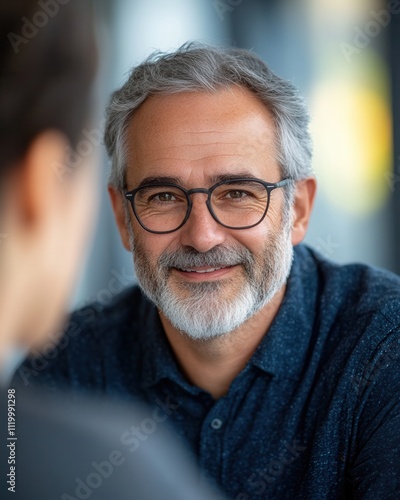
[310,75,392,214]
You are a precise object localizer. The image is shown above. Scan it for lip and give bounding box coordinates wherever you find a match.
[172,265,238,281]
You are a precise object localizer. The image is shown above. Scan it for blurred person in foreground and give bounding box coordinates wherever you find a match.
[15,43,400,499]
[0,4,219,499]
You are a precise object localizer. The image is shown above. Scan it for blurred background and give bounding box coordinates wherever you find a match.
[72,0,400,309]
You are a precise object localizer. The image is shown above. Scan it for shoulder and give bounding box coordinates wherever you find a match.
[294,244,400,328]
[293,245,400,404]
[70,284,151,339]
[1,387,216,500]
[13,285,152,390]
[55,284,153,359]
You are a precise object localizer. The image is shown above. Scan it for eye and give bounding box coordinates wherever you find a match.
[151,192,178,202]
[225,190,251,199]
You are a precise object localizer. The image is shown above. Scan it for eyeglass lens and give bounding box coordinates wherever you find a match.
[133,180,269,232]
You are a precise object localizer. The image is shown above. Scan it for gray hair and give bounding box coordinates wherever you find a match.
[104,42,313,191]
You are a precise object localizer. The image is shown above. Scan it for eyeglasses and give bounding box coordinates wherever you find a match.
[125,177,291,234]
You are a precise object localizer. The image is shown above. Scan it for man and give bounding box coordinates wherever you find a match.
[1,5,218,499]
[16,43,400,499]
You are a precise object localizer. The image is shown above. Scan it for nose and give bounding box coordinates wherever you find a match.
[178,193,227,253]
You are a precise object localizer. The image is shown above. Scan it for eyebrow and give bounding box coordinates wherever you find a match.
[135,171,260,189]
[136,176,181,188]
[209,172,260,184]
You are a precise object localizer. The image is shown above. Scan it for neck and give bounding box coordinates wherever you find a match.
[159,285,286,399]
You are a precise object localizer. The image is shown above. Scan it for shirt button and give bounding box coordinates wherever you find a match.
[210,418,223,430]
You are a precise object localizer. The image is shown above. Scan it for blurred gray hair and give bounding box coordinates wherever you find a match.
[104,42,313,191]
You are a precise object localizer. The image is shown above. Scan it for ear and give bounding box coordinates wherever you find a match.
[291,177,317,246]
[18,130,69,228]
[108,185,132,251]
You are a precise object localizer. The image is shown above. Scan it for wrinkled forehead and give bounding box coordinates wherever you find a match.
[124,87,280,187]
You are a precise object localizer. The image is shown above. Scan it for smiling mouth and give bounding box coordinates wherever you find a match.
[178,266,229,274]
[171,265,239,279]
[170,264,240,283]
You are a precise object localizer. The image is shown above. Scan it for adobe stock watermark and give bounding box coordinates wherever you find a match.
[340,1,400,62]
[17,267,135,386]
[351,337,400,394]
[61,396,180,500]
[384,157,400,193]
[17,321,82,387]
[7,0,72,55]
[298,235,340,276]
[76,267,135,318]
[0,233,9,245]
[213,0,244,21]
[52,119,105,183]
[235,439,306,499]
[314,235,340,260]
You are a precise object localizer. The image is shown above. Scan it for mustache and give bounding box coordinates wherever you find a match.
[158,245,255,271]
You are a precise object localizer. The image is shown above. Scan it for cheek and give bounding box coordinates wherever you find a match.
[133,228,177,265]
[264,202,284,228]
[231,224,270,255]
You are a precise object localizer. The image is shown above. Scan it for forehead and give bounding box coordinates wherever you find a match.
[125,86,280,186]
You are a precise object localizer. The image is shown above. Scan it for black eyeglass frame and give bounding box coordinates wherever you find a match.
[125,178,292,234]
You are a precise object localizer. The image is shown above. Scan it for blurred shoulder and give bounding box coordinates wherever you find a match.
[12,285,151,390]
[69,284,151,338]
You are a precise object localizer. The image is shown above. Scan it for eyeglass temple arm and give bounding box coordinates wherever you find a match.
[273,179,292,189]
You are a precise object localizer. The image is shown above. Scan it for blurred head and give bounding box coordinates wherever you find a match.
[0,1,97,357]
[105,44,316,340]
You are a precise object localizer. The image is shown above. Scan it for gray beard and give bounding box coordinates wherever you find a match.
[129,214,293,340]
